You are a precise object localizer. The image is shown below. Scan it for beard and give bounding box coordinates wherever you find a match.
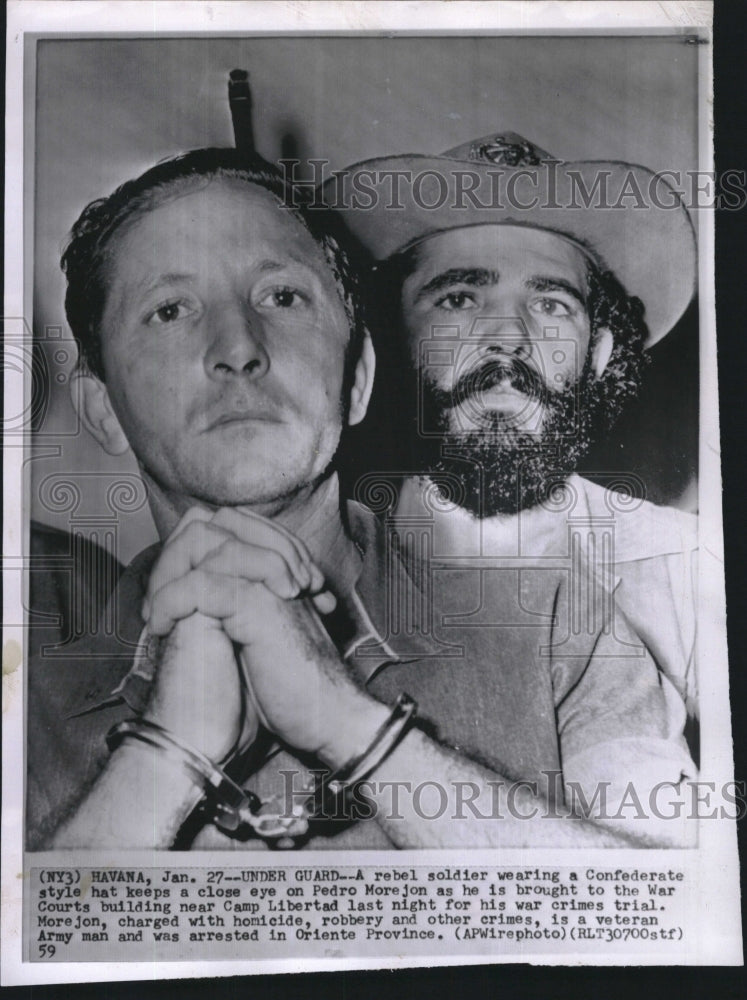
[419,343,645,518]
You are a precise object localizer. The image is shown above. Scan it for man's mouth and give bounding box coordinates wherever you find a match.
[452,358,548,410]
[204,408,281,431]
[475,381,531,412]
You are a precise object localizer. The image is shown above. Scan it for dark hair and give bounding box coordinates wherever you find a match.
[584,263,648,354]
[61,148,368,381]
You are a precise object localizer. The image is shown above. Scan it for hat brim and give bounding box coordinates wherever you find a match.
[322,155,696,346]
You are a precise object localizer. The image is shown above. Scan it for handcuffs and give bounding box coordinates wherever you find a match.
[106,693,417,849]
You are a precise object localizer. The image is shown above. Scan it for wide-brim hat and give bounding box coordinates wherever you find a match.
[322,132,696,346]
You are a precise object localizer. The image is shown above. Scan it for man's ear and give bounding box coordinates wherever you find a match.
[347,330,376,427]
[589,327,614,378]
[71,372,131,456]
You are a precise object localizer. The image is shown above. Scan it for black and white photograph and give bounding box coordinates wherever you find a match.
[2,0,742,983]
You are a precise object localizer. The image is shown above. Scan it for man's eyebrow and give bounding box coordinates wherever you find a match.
[525,275,586,307]
[134,257,319,295]
[257,254,319,273]
[136,272,195,296]
[415,267,501,301]
[257,259,292,273]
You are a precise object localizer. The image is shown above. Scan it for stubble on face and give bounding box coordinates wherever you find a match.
[97,179,353,517]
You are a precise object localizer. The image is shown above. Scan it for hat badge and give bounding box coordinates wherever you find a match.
[468,133,543,166]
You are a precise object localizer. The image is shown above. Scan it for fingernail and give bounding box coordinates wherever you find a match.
[315,590,337,615]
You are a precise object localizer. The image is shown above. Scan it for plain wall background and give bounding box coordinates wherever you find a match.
[30,35,700,563]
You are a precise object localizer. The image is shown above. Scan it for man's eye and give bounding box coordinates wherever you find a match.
[258,287,306,309]
[146,301,193,326]
[434,291,476,311]
[531,297,573,318]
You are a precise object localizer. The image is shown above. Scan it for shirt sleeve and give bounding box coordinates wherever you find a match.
[550,575,696,818]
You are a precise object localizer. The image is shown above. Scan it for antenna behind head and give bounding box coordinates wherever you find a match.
[228,69,255,153]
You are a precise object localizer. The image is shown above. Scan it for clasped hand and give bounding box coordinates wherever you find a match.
[139,507,364,764]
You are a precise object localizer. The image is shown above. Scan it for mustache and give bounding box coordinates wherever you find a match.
[450,355,551,408]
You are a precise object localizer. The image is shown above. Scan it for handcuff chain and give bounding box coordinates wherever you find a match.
[107,693,416,847]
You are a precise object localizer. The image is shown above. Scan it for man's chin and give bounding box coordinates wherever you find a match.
[170,458,320,510]
[185,479,306,511]
[430,415,590,519]
[445,404,548,438]
[433,450,566,518]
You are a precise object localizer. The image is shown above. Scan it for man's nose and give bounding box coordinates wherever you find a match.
[469,313,532,358]
[204,304,270,380]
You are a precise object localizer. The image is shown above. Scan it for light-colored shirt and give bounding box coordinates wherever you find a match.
[392,473,698,727]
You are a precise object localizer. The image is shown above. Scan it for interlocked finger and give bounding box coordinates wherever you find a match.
[211,506,324,593]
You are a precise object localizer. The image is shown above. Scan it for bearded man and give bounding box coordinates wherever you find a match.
[329,132,698,748]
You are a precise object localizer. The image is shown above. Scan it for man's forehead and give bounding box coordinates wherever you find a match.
[100,178,344,323]
[407,224,591,281]
[113,177,320,262]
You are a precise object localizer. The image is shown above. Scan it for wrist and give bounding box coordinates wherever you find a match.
[107,741,205,846]
[143,699,235,762]
[315,690,391,770]
[147,613,242,761]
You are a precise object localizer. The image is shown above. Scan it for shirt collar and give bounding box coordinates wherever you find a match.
[393,473,696,563]
[63,543,161,718]
[342,501,448,683]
